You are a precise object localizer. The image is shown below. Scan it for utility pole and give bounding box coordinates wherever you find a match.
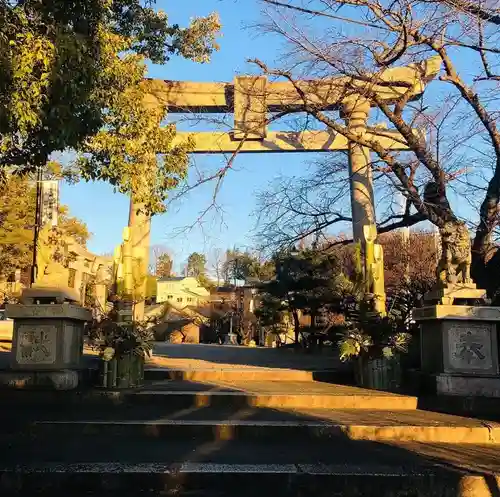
[30,166,44,286]
[396,191,410,284]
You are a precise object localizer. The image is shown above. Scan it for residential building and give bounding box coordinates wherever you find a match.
[156,276,210,307]
[145,301,222,343]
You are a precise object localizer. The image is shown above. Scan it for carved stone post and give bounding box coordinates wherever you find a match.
[122,227,134,301]
[72,268,83,303]
[128,199,151,322]
[93,263,110,315]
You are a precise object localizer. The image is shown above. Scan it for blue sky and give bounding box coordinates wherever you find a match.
[60,0,318,271]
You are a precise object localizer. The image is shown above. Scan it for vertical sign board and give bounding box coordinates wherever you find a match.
[41,180,59,227]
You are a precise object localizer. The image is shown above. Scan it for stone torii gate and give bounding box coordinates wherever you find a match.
[127,57,440,318]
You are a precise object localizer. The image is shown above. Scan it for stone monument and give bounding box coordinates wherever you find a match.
[413,220,500,397]
[2,287,92,390]
[93,262,111,315]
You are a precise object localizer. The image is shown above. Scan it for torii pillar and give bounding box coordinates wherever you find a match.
[341,97,385,313]
[341,98,375,244]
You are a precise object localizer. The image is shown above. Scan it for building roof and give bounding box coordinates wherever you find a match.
[212,286,237,293]
[184,289,209,298]
[157,276,190,282]
[164,310,192,322]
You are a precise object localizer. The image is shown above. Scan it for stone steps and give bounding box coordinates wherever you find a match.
[0,379,418,410]
[0,403,415,424]
[131,389,418,411]
[0,463,461,497]
[1,380,498,445]
[2,362,500,496]
[1,436,498,496]
[0,432,441,465]
[14,416,498,444]
[143,366,354,384]
[144,366,324,382]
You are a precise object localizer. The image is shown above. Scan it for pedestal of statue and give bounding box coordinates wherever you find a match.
[0,288,92,390]
[423,283,487,306]
[413,286,500,397]
[224,332,239,345]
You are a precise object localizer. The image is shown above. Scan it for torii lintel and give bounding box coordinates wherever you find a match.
[144,57,441,114]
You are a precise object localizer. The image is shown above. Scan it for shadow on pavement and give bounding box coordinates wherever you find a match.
[150,342,346,371]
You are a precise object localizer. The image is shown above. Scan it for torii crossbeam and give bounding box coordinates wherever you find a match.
[145,57,440,155]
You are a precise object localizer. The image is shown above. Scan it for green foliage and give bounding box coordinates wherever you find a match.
[58,205,90,247]
[338,329,372,362]
[44,161,81,184]
[0,174,36,279]
[187,252,207,278]
[223,249,251,282]
[275,249,347,312]
[335,299,412,362]
[223,248,276,284]
[0,172,88,280]
[256,246,413,358]
[197,272,215,291]
[254,291,289,330]
[256,248,347,327]
[77,78,193,215]
[0,1,221,176]
[155,253,173,278]
[87,312,154,360]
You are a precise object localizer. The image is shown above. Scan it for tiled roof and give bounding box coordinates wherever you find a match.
[212,286,237,293]
[184,289,209,298]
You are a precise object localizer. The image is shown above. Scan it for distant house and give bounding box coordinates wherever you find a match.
[211,285,237,302]
[146,302,212,344]
[156,276,210,307]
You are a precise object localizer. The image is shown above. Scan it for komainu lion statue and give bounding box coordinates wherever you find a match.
[436,221,472,286]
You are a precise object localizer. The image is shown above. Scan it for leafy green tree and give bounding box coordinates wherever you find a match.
[0,174,89,281]
[253,260,276,282]
[58,205,91,247]
[187,252,207,278]
[223,249,275,284]
[257,249,348,346]
[185,252,215,289]
[197,273,215,291]
[155,253,173,279]
[0,175,36,280]
[77,77,192,215]
[0,1,220,180]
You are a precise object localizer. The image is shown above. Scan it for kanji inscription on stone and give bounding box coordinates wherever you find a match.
[448,323,494,372]
[16,325,57,365]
